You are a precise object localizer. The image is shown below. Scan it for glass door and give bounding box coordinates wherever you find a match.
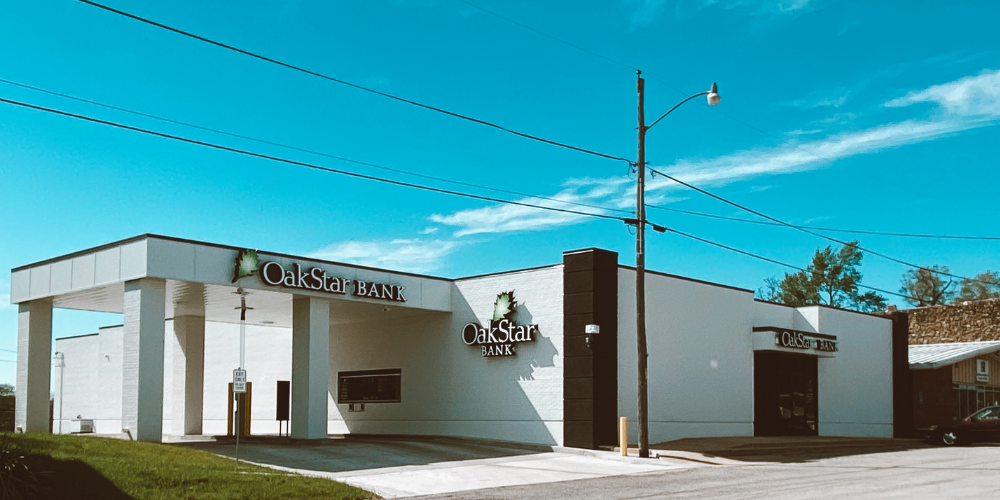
[755,351,818,436]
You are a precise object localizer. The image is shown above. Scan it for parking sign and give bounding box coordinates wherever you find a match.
[233,369,247,393]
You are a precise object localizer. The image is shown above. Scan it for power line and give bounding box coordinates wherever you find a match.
[646,204,1000,241]
[0,96,626,224]
[0,78,631,217]
[444,1,999,215]
[652,222,920,303]
[79,0,632,165]
[648,167,991,285]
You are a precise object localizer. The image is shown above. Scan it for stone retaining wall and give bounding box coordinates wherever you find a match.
[907,299,1000,344]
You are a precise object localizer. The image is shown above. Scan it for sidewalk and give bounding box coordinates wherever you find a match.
[645,436,932,464]
[180,435,690,498]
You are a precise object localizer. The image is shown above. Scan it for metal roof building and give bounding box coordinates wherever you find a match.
[909,342,1000,370]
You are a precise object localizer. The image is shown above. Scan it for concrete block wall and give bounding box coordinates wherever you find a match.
[619,269,756,444]
[811,307,894,437]
[329,265,565,445]
[54,322,294,436]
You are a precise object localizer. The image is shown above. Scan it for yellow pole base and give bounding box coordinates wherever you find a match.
[619,416,628,456]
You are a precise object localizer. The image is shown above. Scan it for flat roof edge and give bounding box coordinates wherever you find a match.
[619,264,754,294]
[455,263,563,282]
[12,234,153,272]
[755,299,894,319]
[11,234,454,282]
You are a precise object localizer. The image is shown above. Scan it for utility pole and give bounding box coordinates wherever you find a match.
[635,70,650,459]
[631,70,720,460]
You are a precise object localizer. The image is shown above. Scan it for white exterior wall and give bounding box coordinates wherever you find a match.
[751,301,894,437]
[201,323,293,436]
[619,269,756,444]
[55,322,294,436]
[53,326,124,434]
[329,266,565,445]
[53,266,563,445]
[811,306,894,437]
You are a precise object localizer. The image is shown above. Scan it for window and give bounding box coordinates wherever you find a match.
[338,369,401,404]
[972,407,999,421]
[954,384,1000,420]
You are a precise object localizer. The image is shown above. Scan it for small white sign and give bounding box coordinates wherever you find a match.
[233,369,247,393]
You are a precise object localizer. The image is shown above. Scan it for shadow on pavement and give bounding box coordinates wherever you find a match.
[651,436,939,464]
[178,435,548,473]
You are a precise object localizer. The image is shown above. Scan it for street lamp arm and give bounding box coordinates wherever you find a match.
[646,91,709,131]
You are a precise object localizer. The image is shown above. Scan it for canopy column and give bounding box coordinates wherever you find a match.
[15,299,53,433]
[171,315,205,436]
[122,278,166,442]
[291,295,330,439]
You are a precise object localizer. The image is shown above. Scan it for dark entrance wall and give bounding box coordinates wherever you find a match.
[754,351,818,436]
[563,248,618,450]
[886,310,915,438]
[912,367,954,431]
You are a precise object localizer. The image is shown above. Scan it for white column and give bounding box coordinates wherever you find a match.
[291,295,330,439]
[122,278,166,442]
[15,299,52,433]
[171,315,205,436]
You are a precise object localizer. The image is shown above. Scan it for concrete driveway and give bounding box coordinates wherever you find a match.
[182,436,690,498]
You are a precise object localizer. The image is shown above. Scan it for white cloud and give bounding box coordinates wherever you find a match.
[703,0,814,14]
[309,239,460,274]
[885,68,1000,117]
[419,226,438,235]
[785,91,850,110]
[0,281,11,311]
[429,190,610,237]
[430,68,1000,238]
[773,0,812,12]
[644,117,977,192]
[627,0,669,29]
[785,128,823,137]
[630,0,813,27]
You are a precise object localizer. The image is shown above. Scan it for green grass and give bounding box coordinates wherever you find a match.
[7,433,377,500]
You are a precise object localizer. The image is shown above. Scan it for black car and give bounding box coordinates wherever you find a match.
[930,406,1000,446]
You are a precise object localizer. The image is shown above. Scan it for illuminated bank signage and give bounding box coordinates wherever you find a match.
[462,291,537,357]
[231,249,406,302]
[753,327,838,353]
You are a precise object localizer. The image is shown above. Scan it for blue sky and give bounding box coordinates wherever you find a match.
[2,0,999,384]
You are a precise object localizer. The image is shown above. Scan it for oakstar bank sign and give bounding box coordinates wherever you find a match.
[232,249,406,302]
[462,291,538,357]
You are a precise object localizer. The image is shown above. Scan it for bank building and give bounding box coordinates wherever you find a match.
[12,234,906,448]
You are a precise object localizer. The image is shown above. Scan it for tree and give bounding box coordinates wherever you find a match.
[899,266,955,306]
[758,241,886,312]
[0,384,12,396]
[954,271,1000,303]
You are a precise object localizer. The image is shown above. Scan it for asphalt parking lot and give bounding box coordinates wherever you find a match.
[411,443,1000,500]
[183,436,1000,499]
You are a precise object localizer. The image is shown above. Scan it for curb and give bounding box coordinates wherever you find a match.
[551,446,696,467]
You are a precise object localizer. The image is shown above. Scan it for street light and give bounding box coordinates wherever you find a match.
[633,71,719,458]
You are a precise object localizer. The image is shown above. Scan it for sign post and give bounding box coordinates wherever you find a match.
[232,287,252,466]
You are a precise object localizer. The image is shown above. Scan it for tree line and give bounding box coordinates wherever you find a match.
[757,240,1000,311]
